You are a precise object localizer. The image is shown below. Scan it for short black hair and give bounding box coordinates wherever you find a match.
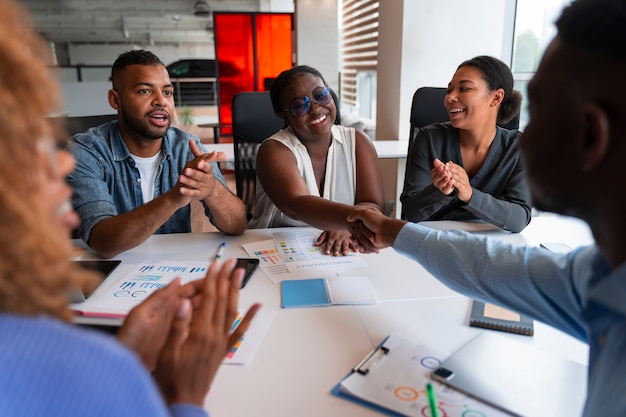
[458,55,522,125]
[110,50,164,89]
[556,0,626,63]
[269,65,327,115]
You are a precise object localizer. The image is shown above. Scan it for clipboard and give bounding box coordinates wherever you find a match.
[331,336,406,417]
[331,333,511,417]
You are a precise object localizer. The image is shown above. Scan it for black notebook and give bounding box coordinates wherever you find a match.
[469,299,534,336]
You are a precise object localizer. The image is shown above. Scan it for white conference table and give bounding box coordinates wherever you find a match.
[73,214,593,417]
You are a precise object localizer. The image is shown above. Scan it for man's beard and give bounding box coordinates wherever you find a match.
[121,112,170,139]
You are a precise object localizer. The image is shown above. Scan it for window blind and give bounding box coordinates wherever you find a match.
[340,0,379,107]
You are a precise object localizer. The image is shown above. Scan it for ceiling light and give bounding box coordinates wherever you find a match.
[193,0,211,18]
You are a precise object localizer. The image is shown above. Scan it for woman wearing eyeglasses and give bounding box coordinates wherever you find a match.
[401,56,531,232]
[248,65,385,255]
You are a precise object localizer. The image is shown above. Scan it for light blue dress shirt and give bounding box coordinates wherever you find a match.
[0,315,207,417]
[394,222,625,416]
[67,121,227,244]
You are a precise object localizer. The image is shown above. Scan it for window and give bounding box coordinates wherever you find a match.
[512,0,572,129]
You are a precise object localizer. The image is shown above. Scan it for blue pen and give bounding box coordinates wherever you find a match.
[213,242,226,261]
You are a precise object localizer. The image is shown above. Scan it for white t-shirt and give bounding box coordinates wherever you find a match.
[130,151,162,204]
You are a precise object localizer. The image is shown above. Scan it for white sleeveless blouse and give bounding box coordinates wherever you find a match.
[248,124,357,228]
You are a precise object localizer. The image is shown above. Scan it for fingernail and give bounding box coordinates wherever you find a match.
[234,274,243,287]
[177,299,192,319]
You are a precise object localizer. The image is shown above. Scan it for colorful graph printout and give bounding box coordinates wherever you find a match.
[336,333,511,417]
[222,308,276,366]
[272,230,367,274]
[242,239,290,281]
[87,261,210,315]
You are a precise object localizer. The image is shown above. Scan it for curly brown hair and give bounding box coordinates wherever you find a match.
[0,0,98,320]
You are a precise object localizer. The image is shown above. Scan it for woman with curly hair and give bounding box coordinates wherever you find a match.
[0,2,259,415]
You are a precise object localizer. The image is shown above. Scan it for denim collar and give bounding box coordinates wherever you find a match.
[109,121,173,162]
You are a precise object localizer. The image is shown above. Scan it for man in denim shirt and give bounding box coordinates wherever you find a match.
[67,50,246,258]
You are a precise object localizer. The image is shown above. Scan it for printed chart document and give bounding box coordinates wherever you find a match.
[242,239,291,283]
[73,260,211,317]
[222,308,276,366]
[332,333,510,417]
[243,230,369,284]
[71,260,276,366]
[273,230,367,274]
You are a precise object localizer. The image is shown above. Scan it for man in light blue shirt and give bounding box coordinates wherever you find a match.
[67,50,246,258]
[347,0,626,415]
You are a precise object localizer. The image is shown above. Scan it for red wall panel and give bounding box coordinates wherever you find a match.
[214,12,293,135]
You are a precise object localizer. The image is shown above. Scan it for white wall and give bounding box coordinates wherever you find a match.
[61,82,115,116]
[377,0,515,142]
[294,0,340,92]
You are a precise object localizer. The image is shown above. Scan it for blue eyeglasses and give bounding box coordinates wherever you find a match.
[282,86,333,117]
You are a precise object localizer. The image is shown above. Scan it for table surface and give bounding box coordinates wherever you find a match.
[72,214,593,417]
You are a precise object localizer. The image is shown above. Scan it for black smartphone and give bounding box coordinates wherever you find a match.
[69,259,122,302]
[234,258,260,289]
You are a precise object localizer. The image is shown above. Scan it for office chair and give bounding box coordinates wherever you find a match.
[408,86,520,149]
[48,114,118,137]
[231,91,286,220]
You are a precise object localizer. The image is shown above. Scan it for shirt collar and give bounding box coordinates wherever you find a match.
[109,121,173,162]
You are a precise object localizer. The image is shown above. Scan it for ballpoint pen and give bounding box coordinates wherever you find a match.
[426,382,439,417]
[213,241,226,261]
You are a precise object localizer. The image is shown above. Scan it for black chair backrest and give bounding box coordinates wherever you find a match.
[408,86,520,149]
[51,114,118,137]
[231,91,286,220]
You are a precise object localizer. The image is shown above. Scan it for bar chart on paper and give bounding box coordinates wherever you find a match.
[272,230,367,274]
[81,261,210,316]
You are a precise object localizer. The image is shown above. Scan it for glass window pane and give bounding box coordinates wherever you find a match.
[512,0,572,129]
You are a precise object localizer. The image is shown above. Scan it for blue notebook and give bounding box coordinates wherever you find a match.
[281,278,331,308]
[281,276,377,308]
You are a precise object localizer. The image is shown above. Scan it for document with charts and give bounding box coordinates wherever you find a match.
[72,260,276,366]
[222,308,276,366]
[73,260,210,317]
[242,239,291,283]
[272,230,367,274]
[332,333,510,417]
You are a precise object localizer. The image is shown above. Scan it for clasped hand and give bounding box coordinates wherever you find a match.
[175,140,226,203]
[430,158,472,202]
[116,258,261,406]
